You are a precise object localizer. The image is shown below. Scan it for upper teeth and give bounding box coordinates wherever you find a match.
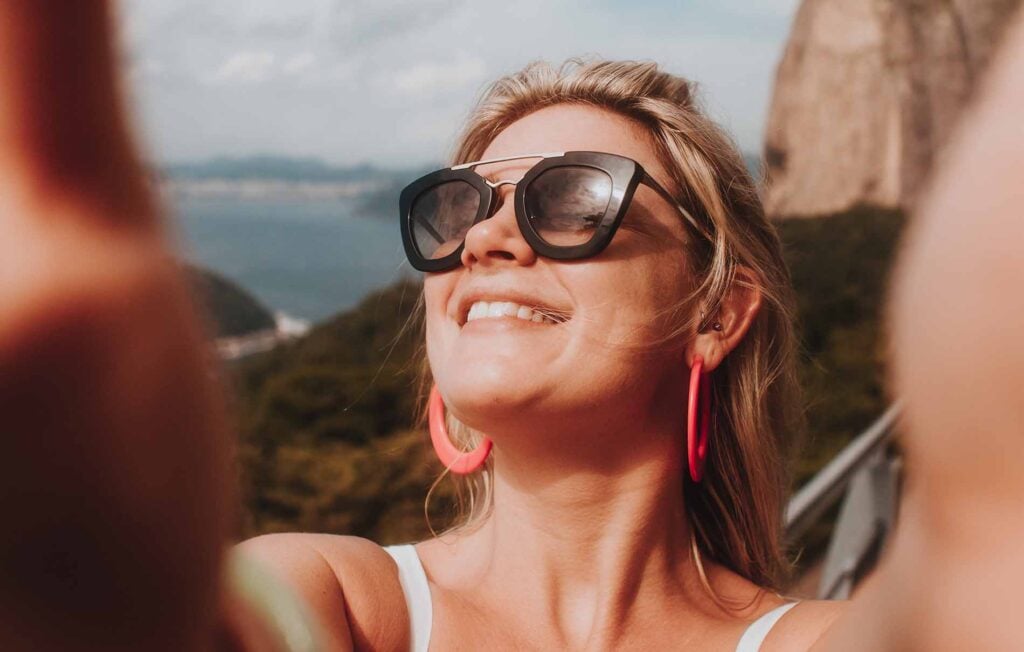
[466,301,554,324]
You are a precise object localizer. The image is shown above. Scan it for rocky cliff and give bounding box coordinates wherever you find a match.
[763,0,1021,218]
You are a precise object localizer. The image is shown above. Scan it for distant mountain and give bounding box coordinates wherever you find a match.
[162,155,404,183]
[355,163,438,220]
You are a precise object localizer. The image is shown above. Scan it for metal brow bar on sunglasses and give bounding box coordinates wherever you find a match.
[452,151,711,239]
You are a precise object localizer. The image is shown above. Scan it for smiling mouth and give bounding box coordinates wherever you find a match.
[462,300,571,326]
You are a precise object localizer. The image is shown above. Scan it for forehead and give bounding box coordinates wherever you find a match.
[476,104,669,181]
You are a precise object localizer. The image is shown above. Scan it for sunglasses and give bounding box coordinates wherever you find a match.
[399,151,709,272]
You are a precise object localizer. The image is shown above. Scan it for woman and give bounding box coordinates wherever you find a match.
[3,3,1024,651]
[239,60,841,650]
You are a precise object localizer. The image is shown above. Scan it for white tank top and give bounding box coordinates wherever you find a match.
[384,544,797,652]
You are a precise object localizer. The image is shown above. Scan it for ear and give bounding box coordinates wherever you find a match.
[684,266,763,372]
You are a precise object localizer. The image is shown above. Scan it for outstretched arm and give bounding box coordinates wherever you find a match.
[0,3,233,650]
[821,10,1024,651]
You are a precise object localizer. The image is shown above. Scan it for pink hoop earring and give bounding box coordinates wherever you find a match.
[428,385,493,474]
[687,356,711,483]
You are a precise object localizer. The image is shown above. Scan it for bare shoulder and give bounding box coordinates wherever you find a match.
[236,533,410,651]
[761,600,846,652]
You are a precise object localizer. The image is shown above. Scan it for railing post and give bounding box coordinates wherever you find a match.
[817,449,901,599]
[784,404,903,598]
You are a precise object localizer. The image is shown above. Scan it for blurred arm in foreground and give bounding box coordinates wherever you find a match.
[0,3,233,650]
[820,9,1024,652]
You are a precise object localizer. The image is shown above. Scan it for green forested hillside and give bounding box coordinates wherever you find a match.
[229,280,453,542]
[229,205,906,544]
[778,206,906,483]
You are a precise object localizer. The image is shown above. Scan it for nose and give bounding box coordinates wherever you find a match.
[460,183,537,269]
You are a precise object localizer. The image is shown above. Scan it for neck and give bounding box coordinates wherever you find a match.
[445,420,711,647]
[489,446,692,583]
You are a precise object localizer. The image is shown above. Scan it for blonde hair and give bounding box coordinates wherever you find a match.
[420,59,802,590]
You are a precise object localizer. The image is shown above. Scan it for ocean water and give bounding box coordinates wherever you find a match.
[168,196,414,323]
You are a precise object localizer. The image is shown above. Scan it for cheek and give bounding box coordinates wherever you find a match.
[422,275,455,371]
[577,260,692,348]
[424,313,454,391]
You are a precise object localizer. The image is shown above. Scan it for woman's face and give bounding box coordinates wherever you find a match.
[424,104,696,439]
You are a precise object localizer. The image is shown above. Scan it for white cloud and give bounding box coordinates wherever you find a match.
[328,0,465,46]
[392,57,486,95]
[283,52,317,75]
[709,0,802,17]
[129,57,166,81]
[207,51,277,84]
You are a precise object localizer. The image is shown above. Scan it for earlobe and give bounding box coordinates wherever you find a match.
[685,328,724,372]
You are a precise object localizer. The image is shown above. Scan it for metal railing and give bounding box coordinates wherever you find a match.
[784,403,903,599]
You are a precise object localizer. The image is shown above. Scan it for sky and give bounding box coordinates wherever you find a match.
[118,0,801,168]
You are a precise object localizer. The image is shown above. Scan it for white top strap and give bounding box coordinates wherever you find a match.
[735,602,798,652]
[383,544,791,652]
[383,544,433,652]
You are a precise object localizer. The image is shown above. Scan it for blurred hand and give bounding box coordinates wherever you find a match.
[0,4,233,650]
[820,9,1024,652]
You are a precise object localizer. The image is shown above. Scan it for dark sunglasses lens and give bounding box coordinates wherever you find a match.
[410,180,481,261]
[524,166,613,247]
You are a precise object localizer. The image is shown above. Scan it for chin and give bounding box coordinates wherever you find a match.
[446,364,539,405]
[435,360,548,430]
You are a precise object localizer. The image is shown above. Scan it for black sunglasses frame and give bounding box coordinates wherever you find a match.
[399,151,705,273]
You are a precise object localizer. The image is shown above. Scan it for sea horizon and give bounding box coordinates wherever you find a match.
[169,194,412,324]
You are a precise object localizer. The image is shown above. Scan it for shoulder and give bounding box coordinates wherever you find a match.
[759,599,846,652]
[235,533,410,651]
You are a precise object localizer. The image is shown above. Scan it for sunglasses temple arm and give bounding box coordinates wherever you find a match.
[640,172,712,241]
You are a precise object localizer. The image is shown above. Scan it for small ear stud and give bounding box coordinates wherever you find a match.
[698,310,724,334]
